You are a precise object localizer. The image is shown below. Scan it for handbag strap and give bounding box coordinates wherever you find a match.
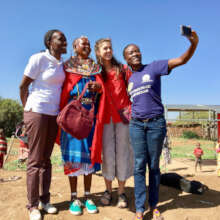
[80,82,95,114]
[77,82,96,105]
[78,82,90,101]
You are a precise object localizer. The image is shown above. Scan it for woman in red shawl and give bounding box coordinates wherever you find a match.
[58,36,105,216]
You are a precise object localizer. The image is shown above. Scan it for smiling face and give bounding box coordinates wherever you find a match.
[123,44,142,70]
[74,37,91,59]
[97,41,113,61]
[49,31,67,54]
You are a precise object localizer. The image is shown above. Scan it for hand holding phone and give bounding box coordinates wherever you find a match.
[180,25,192,37]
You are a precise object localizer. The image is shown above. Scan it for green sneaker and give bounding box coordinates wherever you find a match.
[69,199,82,215]
[85,199,98,214]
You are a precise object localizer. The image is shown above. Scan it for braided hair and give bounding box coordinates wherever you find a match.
[44,29,60,49]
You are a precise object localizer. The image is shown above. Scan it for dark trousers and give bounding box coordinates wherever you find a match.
[24,111,58,210]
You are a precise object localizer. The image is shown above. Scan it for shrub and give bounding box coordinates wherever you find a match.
[181,130,200,139]
[0,98,23,137]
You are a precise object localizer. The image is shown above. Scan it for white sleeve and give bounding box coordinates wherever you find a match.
[23,53,42,79]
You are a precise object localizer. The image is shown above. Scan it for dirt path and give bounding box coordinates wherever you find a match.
[0,158,220,220]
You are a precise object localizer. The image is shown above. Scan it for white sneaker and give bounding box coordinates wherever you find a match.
[29,209,42,220]
[38,202,57,214]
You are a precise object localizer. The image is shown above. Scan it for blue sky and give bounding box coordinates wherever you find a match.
[1,0,219,105]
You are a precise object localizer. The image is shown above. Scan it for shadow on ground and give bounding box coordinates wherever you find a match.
[52,181,220,220]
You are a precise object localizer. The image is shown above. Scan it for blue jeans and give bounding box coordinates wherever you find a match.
[129,116,166,213]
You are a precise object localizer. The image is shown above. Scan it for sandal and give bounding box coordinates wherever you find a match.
[100,190,112,205]
[134,213,143,220]
[117,193,128,208]
[152,208,164,220]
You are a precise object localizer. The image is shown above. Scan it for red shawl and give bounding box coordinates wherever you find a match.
[56,70,106,166]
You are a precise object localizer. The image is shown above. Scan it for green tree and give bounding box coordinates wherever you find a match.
[0,98,23,137]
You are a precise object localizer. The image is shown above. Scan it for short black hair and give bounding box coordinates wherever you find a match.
[123,44,139,58]
[44,29,60,49]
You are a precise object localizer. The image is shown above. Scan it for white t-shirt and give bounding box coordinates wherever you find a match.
[24,50,65,116]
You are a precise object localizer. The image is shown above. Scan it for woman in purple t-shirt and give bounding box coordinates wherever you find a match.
[123,30,199,220]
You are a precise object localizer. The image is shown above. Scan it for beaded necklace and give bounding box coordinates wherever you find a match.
[64,56,102,76]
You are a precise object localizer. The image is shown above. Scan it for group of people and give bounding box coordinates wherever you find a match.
[19,28,199,220]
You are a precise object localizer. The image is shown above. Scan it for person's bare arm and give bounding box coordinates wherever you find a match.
[168,30,199,71]
[19,76,33,107]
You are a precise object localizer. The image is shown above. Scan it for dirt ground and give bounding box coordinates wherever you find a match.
[1,156,220,220]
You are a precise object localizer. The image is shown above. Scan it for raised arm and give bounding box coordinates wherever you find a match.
[19,76,33,107]
[168,30,199,71]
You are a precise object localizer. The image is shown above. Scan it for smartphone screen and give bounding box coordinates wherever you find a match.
[180,25,192,37]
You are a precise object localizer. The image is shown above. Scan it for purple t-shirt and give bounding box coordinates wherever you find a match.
[128,60,169,119]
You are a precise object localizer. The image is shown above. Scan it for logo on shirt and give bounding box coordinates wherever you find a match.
[128,82,133,93]
[142,74,152,83]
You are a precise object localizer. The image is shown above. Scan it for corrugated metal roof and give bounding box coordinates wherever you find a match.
[164,104,220,113]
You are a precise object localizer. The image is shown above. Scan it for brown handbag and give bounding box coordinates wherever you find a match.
[117,105,131,124]
[57,82,94,140]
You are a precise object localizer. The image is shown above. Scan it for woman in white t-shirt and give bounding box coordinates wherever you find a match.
[19,29,67,220]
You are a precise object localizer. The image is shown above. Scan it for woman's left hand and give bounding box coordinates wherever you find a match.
[88,81,102,92]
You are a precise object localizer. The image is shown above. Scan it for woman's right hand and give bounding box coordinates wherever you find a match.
[87,81,102,92]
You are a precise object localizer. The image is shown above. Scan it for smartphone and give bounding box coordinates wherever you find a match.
[180,25,192,37]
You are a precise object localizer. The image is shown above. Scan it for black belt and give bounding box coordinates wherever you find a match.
[132,115,163,123]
